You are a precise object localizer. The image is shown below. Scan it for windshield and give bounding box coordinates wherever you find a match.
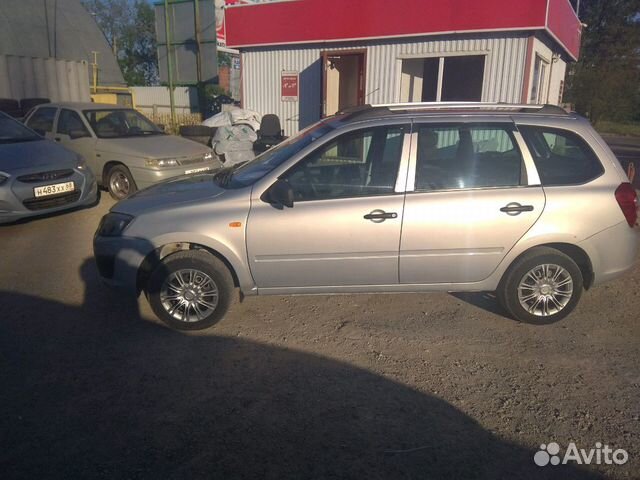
[0,113,41,144]
[216,121,335,189]
[83,109,163,139]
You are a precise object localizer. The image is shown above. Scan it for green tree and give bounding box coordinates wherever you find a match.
[82,0,159,86]
[565,0,640,123]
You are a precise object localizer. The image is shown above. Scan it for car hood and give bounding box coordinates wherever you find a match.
[111,172,227,215]
[0,139,77,172]
[97,134,211,159]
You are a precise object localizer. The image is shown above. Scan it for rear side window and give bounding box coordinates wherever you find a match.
[26,107,57,133]
[518,126,604,186]
[414,124,524,191]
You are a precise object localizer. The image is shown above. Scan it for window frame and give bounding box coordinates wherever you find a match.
[26,106,59,133]
[516,125,605,187]
[56,109,92,137]
[279,124,411,203]
[399,52,488,103]
[406,121,534,194]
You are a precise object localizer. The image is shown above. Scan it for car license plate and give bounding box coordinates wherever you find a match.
[33,181,75,198]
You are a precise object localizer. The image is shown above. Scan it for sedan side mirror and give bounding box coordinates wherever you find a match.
[263,178,294,209]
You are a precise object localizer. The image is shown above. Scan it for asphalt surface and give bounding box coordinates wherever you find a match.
[1,192,639,479]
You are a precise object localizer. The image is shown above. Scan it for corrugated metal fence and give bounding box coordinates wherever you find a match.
[0,54,90,102]
[131,86,199,115]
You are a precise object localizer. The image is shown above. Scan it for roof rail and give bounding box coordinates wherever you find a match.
[370,102,569,114]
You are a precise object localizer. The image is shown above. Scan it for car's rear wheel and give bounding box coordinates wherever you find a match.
[146,250,234,330]
[107,164,137,200]
[498,247,583,324]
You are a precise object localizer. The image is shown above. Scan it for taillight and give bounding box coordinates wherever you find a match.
[615,183,638,227]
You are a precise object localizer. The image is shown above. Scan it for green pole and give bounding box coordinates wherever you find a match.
[164,0,177,128]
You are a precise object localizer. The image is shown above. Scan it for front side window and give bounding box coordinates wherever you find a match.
[414,124,523,191]
[83,109,163,138]
[282,126,405,201]
[26,107,57,133]
[57,110,91,137]
[518,126,604,186]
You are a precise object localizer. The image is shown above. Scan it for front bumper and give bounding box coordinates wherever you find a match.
[0,171,98,224]
[130,159,223,190]
[93,234,155,292]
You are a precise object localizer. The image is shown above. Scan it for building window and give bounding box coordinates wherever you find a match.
[400,55,485,103]
[529,55,549,104]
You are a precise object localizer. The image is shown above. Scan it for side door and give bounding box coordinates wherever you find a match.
[55,109,98,172]
[25,106,58,139]
[247,124,410,290]
[399,122,545,284]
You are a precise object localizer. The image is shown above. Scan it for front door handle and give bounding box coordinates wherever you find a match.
[500,202,534,216]
[364,210,398,223]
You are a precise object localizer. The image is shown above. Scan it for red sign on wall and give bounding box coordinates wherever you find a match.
[281,71,299,102]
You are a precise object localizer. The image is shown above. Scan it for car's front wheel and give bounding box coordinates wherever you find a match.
[107,164,137,200]
[498,247,583,324]
[146,250,234,330]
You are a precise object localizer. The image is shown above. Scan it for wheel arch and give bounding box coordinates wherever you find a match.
[499,242,594,291]
[137,241,244,295]
[102,160,128,186]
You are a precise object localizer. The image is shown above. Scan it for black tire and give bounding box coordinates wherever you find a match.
[19,97,50,116]
[106,164,137,200]
[0,98,21,117]
[497,247,583,324]
[179,125,213,137]
[146,250,234,331]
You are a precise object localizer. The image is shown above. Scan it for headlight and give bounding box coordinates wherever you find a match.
[145,158,179,168]
[0,174,8,186]
[203,151,213,162]
[75,156,88,171]
[97,213,134,237]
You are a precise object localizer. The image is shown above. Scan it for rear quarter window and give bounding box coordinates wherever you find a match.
[518,126,604,186]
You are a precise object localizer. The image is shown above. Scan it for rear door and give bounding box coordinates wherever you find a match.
[399,122,545,284]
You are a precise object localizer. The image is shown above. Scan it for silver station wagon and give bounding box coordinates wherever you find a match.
[25,103,221,199]
[94,103,639,330]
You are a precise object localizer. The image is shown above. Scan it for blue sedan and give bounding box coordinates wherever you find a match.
[0,112,97,224]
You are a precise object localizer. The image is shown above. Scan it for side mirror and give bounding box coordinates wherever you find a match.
[69,130,90,140]
[263,179,294,209]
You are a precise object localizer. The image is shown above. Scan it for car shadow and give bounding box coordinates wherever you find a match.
[451,291,509,316]
[0,259,603,479]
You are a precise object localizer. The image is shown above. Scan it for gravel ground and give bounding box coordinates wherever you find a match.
[0,194,638,480]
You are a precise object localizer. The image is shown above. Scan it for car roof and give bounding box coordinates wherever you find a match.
[334,102,576,125]
[36,102,131,111]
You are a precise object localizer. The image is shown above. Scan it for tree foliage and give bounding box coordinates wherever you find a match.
[565,0,640,123]
[82,0,159,86]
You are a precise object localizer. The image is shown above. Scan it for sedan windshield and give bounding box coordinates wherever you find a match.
[216,121,335,189]
[83,109,164,139]
[0,113,41,144]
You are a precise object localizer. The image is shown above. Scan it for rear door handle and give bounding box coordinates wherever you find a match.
[500,202,534,216]
[364,210,398,223]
